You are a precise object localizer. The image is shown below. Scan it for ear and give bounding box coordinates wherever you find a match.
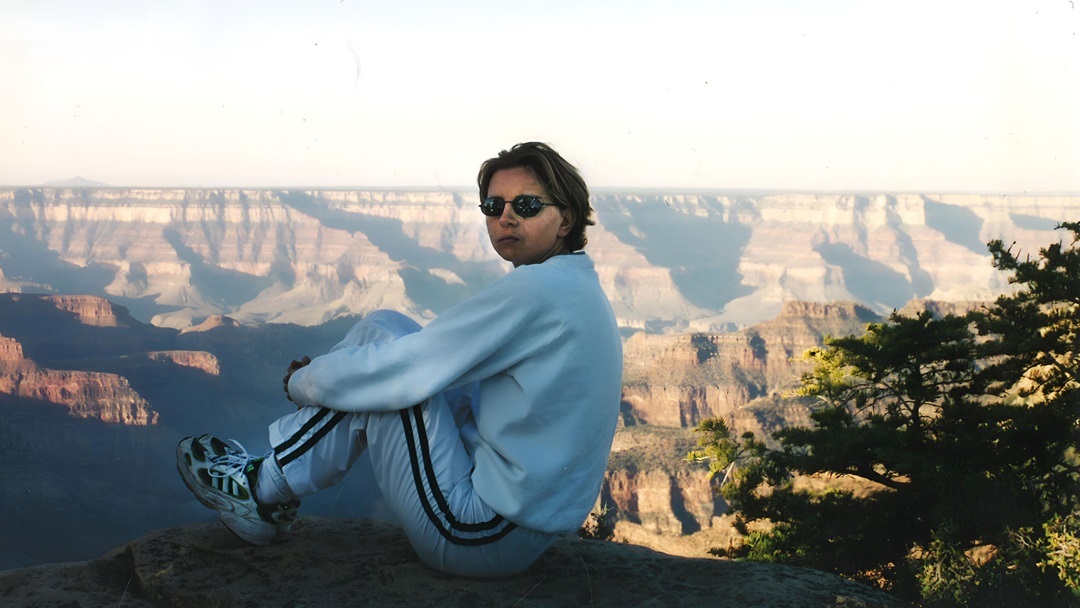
[557,208,574,238]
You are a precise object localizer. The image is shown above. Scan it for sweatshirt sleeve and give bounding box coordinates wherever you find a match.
[285,267,562,412]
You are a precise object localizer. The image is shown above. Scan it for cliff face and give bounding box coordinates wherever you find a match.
[604,468,721,536]
[621,380,762,428]
[45,294,135,327]
[2,187,1074,330]
[620,301,877,432]
[602,302,877,551]
[0,294,222,426]
[0,334,158,425]
[144,350,220,375]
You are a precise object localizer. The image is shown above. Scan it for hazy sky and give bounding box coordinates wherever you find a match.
[3,0,1078,192]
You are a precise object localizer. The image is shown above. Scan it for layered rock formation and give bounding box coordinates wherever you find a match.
[0,293,365,571]
[2,187,1074,331]
[143,350,220,375]
[44,294,135,327]
[605,468,718,536]
[603,301,882,552]
[604,426,717,537]
[0,517,903,607]
[621,301,877,431]
[0,289,1007,575]
[0,334,158,425]
[0,294,233,426]
[622,332,767,428]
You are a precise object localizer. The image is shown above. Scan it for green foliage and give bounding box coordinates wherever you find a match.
[1038,513,1080,590]
[577,505,616,541]
[689,222,1080,606]
[686,418,742,482]
[916,527,981,607]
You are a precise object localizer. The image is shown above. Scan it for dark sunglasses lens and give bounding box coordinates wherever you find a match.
[480,195,549,218]
[511,195,544,218]
[479,198,504,216]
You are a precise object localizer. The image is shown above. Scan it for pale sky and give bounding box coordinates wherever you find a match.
[3,0,1078,192]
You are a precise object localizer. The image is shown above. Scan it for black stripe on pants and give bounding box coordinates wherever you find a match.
[275,408,350,467]
[400,405,516,546]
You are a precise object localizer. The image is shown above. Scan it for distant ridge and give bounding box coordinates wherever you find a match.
[42,176,111,187]
[1,187,1076,330]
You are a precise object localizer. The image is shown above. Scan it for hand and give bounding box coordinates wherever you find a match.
[283,356,312,403]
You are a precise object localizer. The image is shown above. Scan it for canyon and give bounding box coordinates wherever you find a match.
[1,188,1076,571]
[0,292,884,568]
[1,187,1075,332]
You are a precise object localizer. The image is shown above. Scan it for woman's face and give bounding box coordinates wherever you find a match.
[485,167,573,267]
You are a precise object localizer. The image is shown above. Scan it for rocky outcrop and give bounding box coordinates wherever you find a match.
[0,517,903,607]
[600,425,727,553]
[0,294,176,362]
[604,301,875,557]
[604,468,721,536]
[748,300,880,388]
[621,382,760,428]
[620,301,877,431]
[0,334,30,370]
[178,314,244,334]
[143,350,220,375]
[44,294,134,327]
[0,335,158,425]
[621,332,767,427]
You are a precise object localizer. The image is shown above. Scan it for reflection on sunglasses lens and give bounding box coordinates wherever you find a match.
[480,195,545,218]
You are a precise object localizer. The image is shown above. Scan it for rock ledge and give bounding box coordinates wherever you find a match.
[0,517,903,607]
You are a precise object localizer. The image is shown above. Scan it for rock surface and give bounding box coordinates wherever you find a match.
[0,517,903,608]
[0,334,158,425]
[620,301,877,432]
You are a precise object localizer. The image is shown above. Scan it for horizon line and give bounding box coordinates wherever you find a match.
[2,182,1079,198]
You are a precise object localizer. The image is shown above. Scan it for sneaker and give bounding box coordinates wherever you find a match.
[176,435,298,545]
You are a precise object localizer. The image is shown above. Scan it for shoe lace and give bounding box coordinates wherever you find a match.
[206,439,253,480]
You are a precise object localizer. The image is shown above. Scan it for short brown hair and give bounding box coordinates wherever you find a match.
[477,142,594,251]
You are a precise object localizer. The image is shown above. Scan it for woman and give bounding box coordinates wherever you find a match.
[177,142,623,578]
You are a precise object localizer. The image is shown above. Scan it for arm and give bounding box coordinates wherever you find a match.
[286,268,563,412]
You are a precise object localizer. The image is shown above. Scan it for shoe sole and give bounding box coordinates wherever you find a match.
[176,439,275,546]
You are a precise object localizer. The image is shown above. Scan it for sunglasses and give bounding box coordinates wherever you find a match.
[479,195,565,218]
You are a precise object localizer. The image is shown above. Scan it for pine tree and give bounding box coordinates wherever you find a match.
[690,222,1080,606]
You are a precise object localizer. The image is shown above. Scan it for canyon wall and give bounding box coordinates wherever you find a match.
[1,188,1075,331]
[0,288,961,566]
[0,289,928,564]
[0,334,158,425]
[621,300,876,432]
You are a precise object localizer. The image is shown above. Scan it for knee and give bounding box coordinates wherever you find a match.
[365,310,422,334]
[336,310,421,349]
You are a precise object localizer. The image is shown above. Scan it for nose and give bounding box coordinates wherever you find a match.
[497,202,519,224]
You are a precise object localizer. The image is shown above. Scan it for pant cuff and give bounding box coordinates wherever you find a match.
[255,451,297,506]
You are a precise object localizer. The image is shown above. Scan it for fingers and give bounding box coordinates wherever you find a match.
[287,355,312,372]
[283,356,312,403]
[283,372,293,401]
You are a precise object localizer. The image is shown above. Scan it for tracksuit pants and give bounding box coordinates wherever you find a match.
[255,311,556,578]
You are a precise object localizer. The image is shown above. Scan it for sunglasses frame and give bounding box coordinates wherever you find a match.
[479,194,565,218]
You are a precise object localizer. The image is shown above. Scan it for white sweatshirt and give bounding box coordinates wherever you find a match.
[287,252,623,533]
